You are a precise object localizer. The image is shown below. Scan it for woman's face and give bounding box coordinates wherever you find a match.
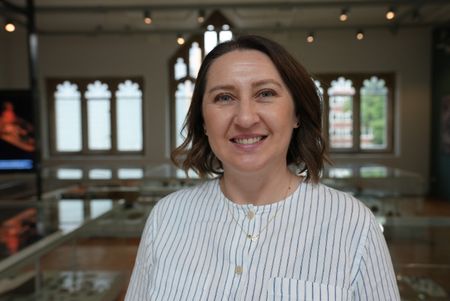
[202,50,298,175]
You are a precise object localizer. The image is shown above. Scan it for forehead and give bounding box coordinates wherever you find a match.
[206,49,283,83]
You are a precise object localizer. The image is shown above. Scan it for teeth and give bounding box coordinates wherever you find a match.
[234,136,263,145]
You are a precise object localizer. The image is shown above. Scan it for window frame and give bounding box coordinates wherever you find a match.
[47,77,145,156]
[315,73,395,154]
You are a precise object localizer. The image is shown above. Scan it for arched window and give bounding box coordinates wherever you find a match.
[48,77,144,155]
[316,73,394,153]
[170,11,234,148]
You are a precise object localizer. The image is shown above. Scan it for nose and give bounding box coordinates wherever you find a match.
[234,99,260,128]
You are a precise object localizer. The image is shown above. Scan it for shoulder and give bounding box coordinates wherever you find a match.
[300,181,374,231]
[151,178,220,218]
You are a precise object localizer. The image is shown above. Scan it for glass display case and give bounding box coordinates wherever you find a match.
[0,198,125,300]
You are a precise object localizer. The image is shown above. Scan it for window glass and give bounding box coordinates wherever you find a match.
[328,167,353,178]
[174,57,187,80]
[56,168,83,179]
[360,166,388,178]
[85,81,112,150]
[175,80,194,147]
[90,199,113,218]
[116,80,143,151]
[328,77,355,148]
[360,76,388,150]
[204,25,218,56]
[219,24,233,43]
[189,42,202,78]
[54,81,82,151]
[88,169,112,179]
[58,200,83,232]
[118,168,144,179]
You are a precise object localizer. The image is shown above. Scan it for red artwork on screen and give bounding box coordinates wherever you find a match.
[0,101,35,152]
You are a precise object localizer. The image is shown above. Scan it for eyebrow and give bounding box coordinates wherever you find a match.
[206,79,283,94]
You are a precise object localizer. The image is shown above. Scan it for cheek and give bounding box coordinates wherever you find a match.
[202,108,224,136]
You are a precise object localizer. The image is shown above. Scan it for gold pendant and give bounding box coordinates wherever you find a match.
[247,234,258,241]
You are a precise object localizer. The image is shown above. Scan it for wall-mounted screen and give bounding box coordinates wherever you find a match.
[0,90,35,171]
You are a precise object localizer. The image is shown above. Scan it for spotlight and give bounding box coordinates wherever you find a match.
[356,30,364,40]
[306,32,315,43]
[339,9,349,22]
[176,34,185,45]
[144,10,152,25]
[386,7,396,20]
[197,10,205,24]
[4,20,15,33]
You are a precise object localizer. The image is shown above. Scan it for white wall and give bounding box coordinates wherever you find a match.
[0,27,432,179]
[0,28,29,89]
[260,28,431,177]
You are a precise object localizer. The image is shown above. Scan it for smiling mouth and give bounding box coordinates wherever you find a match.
[231,136,267,145]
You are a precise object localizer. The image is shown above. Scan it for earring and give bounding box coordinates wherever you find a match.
[295,122,300,128]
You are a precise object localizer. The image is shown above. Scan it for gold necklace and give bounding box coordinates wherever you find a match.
[222,177,293,242]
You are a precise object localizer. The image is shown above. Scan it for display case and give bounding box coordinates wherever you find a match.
[0,198,125,300]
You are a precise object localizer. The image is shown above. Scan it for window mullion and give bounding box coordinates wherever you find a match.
[323,86,330,147]
[110,89,117,154]
[81,85,89,155]
[353,80,361,152]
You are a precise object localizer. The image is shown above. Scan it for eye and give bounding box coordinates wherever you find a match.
[258,89,276,98]
[214,93,234,103]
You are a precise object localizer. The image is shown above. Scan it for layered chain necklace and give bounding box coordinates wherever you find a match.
[222,176,293,242]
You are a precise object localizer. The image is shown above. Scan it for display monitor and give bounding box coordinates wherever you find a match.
[0,90,35,171]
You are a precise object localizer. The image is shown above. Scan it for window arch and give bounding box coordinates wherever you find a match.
[48,77,144,155]
[316,73,394,153]
[170,11,234,148]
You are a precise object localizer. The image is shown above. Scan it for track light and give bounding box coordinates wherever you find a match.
[143,10,152,25]
[306,32,315,43]
[386,7,396,20]
[339,9,349,22]
[197,9,205,24]
[176,34,185,45]
[4,20,15,33]
[356,29,364,40]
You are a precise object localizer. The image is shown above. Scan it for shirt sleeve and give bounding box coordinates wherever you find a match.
[353,215,401,301]
[124,206,158,301]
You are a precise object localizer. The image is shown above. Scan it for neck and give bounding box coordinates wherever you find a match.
[221,166,298,206]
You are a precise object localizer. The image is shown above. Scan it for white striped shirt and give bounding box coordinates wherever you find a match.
[126,178,400,300]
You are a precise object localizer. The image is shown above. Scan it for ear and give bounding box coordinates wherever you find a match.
[293,116,300,128]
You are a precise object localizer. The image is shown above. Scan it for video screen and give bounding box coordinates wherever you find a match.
[0,90,35,171]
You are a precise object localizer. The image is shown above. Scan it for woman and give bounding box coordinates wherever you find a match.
[126,35,400,300]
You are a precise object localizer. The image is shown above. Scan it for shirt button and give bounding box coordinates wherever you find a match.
[247,210,255,220]
[235,266,243,275]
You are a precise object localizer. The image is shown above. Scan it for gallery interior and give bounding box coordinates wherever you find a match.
[1,0,450,300]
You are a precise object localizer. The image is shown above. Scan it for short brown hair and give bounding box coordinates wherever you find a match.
[171,35,328,183]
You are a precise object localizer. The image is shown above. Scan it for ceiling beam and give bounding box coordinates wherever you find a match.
[34,0,450,14]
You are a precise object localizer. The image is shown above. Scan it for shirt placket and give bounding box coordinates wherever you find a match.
[233,205,263,300]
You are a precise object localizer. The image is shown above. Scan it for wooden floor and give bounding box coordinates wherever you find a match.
[41,238,140,301]
[36,197,450,301]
